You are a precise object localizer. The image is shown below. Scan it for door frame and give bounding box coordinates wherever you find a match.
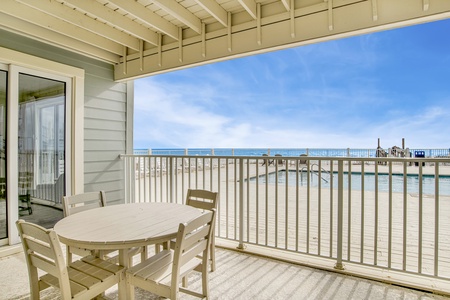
[0,47,84,245]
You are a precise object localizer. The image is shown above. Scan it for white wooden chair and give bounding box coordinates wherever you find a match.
[185,189,219,272]
[62,191,146,264]
[127,209,216,300]
[16,219,124,300]
[156,189,219,272]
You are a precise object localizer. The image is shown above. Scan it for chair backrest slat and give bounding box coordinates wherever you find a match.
[186,189,218,211]
[63,191,106,217]
[183,225,210,250]
[25,238,54,260]
[180,239,208,266]
[29,254,59,276]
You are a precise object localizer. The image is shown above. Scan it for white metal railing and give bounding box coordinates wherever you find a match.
[120,154,450,294]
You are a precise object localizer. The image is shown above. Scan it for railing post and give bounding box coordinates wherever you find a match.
[335,160,345,270]
[237,157,246,250]
[169,157,174,203]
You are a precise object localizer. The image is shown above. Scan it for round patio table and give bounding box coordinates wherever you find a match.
[54,202,203,300]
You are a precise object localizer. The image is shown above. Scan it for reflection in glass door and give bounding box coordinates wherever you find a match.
[18,73,64,228]
[0,70,6,240]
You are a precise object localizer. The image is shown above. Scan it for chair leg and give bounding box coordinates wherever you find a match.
[210,237,216,272]
[182,275,188,287]
[202,263,210,299]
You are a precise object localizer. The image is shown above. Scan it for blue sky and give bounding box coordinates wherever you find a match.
[134,19,450,150]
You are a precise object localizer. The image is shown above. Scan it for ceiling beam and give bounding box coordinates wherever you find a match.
[146,0,203,34]
[63,0,160,46]
[238,0,257,19]
[193,0,228,27]
[281,0,291,12]
[106,0,179,40]
[2,0,123,55]
[16,0,141,51]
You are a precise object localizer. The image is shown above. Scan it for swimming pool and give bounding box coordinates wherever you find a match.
[249,170,450,196]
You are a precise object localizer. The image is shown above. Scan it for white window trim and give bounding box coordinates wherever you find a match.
[0,47,84,245]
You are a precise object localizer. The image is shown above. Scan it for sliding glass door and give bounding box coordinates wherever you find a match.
[17,73,65,228]
[0,63,72,245]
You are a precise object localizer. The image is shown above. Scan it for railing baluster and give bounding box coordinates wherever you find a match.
[347,163,352,261]
[238,158,245,249]
[388,161,393,268]
[226,158,229,239]
[234,158,238,240]
[306,160,310,253]
[418,163,423,273]
[274,159,279,247]
[265,157,269,246]
[285,159,289,250]
[435,163,439,276]
[361,163,365,263]
[403,161,407,271]
[374,161,379,265]
[296,159,299,252]
[256,158,259,245]
[329,160,334,258]
[247,158,250,243]
[335,160,344,270]
[318,160,322,255]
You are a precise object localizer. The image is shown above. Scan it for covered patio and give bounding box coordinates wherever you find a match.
[2,0,450,299]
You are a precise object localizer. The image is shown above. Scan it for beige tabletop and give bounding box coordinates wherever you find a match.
[54,202,203,300]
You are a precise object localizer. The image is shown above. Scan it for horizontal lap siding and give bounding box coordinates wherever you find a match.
[0,29,129,205]
[84,75,127,205]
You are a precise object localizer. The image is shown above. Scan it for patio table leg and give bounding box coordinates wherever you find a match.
[119,249,133,300]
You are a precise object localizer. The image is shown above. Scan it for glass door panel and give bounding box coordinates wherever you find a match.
[0,70,6,239]
[18,73,64,228]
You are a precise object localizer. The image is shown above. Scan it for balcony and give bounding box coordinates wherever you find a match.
[120,153,450,296]
[4,153,450,299]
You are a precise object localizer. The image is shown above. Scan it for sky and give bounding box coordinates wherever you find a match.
[134,18,450,150]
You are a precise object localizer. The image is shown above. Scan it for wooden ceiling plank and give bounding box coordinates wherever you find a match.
[116,0,450,80]
[16,0,140,51]
[63,0,159,46]
[0,12,120,63]
[193,0,228,27]
[106,0,179,40]
[150,0,202,34]
[2,0,123,55]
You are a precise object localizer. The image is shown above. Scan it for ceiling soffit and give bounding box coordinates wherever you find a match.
[0,0,449,81]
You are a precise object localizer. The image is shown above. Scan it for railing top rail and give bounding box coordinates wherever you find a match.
[120,153,450,162]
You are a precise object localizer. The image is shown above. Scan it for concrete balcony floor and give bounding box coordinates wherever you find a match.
[1,246,448,300]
